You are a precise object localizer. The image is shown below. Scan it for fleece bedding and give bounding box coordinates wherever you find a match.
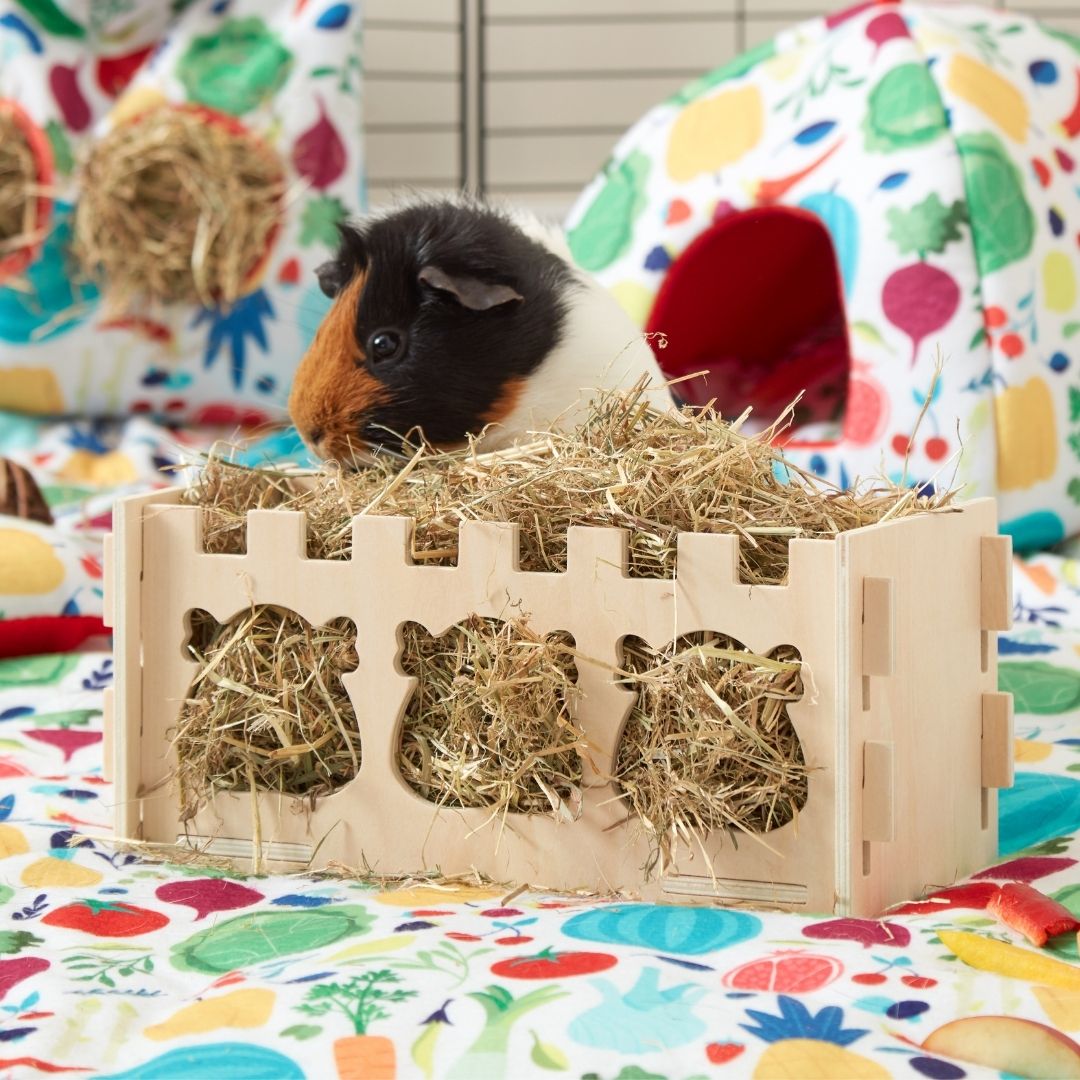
[1,417,1080,1079]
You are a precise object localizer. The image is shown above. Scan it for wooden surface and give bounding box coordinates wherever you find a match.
[109,494,1011,915]
[841,499,1005,917]
[981,535,1014,631]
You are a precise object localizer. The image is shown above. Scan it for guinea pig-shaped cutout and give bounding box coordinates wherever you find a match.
[288,198,669,464]
[615,633,806,873]
[175,605,360,819]
[397,615,584,817]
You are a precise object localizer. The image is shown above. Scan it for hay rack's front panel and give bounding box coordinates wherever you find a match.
[104,491,1012,915]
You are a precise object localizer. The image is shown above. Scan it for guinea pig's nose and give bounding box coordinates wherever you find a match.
[308,425,324,446]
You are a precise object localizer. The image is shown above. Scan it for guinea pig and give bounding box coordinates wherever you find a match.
[287,198,670,463]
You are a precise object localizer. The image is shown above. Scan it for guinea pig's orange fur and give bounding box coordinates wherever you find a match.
[481,378,526,428]
[288,272,388,461]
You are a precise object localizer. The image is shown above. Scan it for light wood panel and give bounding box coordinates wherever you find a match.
[484,20,736,74]
[108,489,1010,915]
[364,0,464,197]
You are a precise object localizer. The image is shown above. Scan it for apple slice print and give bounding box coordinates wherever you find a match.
[924,1016,1080,1079]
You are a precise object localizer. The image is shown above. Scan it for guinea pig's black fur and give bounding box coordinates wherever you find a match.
[289,199,580,455]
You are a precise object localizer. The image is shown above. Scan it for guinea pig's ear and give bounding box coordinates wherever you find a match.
[418,265,523,312]
[315,260,349,298]
[335,221,367,269]
[317,221,367,295]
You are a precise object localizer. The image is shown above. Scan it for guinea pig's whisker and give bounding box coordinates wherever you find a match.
[358,422,412,458]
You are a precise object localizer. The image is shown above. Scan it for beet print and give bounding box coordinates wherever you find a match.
[156,879,265,921]
[291,98,346,190]
[48,62,90,132]
[882,264,961,365]
[0,958,48,1002]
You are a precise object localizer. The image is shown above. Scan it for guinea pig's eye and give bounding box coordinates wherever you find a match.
[368,329,405,363]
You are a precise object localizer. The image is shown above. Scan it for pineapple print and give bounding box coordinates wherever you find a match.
[741,996,891,1079]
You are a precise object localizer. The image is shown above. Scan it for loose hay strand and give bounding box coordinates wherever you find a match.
[74,106,286,308]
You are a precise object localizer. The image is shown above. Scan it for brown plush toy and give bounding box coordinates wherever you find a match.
[0,458,53,525]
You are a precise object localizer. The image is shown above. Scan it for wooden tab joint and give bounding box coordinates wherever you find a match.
[982,691,1014,789]
[981,535,1013,632]
[862,740,895,843]
[862,577,894,678]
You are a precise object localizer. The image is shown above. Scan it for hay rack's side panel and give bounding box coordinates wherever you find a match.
[104,492,1012,915]
[837,499,1011,916]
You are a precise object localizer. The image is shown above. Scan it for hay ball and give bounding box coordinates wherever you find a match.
[0,99,53,282]
[74,104,286,308]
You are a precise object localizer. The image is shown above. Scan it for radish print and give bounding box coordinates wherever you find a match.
[292,97,346,190]
[882,263,960,365]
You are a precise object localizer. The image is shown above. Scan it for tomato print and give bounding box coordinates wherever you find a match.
[491,949,618,980]
[42,899,169,938]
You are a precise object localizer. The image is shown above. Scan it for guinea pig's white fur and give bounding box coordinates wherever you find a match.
[478,209,671,449]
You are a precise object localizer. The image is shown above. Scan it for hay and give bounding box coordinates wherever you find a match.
[616,635,806,875]
[177,385,955,864]
[398,617,585,819]
[174,605,360,820]
[0,105,38,258]
[74,106,286,308]
[187,382,955,584]
[195,455,291,554]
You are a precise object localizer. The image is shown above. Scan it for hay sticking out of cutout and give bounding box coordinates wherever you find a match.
[616,636,807,876]
[398,617,585,819]
[196,456,291,554]
[0,106,38,256]
[174,605,360,820]
[74,106,286,308]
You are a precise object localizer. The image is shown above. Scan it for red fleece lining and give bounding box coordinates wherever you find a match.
[645,206,852,431]
[0,616,108,658]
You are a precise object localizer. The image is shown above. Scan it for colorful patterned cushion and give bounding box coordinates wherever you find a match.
[565,0,1080,550]
[0,0,362,424]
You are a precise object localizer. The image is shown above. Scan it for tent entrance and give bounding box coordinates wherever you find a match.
[645,206,851,432]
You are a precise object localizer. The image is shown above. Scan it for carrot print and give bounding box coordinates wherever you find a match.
[333,1034,395,1080]
[297,969,417,1080]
